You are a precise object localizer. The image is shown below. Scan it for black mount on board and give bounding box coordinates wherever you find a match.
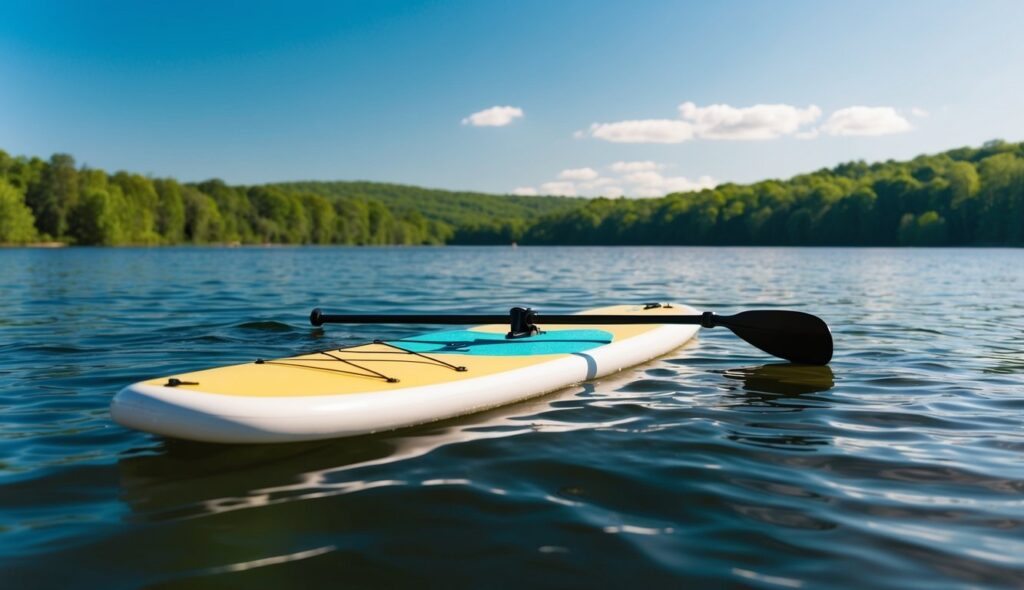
[506,307,541,339]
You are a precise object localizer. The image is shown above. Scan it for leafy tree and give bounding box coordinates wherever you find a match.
[154,179,187,243]
[0,150,12,178]
[301,193,336,244]
[0,179,38,243]
[112,172,160,244]
[182,187,225,243]
[899,211,948,246]
[70,188,127,245]
[26,154,78,238]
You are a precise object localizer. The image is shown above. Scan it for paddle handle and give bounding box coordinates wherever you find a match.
[311,310,509,326]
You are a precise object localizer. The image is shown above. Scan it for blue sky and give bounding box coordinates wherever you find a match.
[2,0,1023,196]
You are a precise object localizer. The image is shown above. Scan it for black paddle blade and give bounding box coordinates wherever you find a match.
[716,310,833,365]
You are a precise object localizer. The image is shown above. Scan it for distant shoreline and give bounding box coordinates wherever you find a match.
[1,243,1020,249]
[4,140,1024,248]
[0,241,68,248]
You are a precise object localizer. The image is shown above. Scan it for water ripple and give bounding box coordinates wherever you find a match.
[1,246,1023,589]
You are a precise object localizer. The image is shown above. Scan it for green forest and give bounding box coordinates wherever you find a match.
[1,140,1022,246]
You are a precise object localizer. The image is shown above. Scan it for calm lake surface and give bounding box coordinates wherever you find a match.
[1,246,1022,589]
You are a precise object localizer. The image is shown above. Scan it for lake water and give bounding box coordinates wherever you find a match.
[1,246,1022,589]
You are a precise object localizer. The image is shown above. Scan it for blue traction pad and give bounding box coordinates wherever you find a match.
[389,329,614,356]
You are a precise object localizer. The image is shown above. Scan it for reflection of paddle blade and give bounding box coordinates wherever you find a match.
[726,363,836,396]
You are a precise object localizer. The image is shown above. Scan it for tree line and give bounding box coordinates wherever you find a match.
[1,140,1022,246]
[514,140,1024,246]
[0,150,577,246]
[0,153,452,246]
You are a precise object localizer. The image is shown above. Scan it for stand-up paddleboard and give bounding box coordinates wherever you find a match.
[112,304,700,443]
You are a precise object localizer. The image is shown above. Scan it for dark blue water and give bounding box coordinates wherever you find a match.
[1,247,1022,589]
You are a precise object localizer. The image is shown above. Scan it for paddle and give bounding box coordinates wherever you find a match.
[309,307,833,365]
[710,310,833,366]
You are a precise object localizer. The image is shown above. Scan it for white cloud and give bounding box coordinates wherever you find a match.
[582,101,920,143]
[820,106,911,136]
[621,171,665,185]
[512,186,538,196]
[583,103,820,143]
[622,170,717,197]
[557,167,599,181]
[586,119,694,143]
[668,175,717,193]
[578,177,616,190]
[461,105,524,127]
[539,181,577,196]
[609,161,662,173]
[521,161,716,198]
[678,102,821,140]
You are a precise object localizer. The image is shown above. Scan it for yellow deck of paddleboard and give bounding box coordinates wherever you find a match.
[145,305,684,397]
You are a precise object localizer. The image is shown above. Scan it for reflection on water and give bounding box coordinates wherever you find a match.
[116,380,658,524]
[726,364,836,396]
[2,246,1024,588]
[116,389,597,522]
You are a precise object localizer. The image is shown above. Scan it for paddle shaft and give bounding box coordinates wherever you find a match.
[311,310,713,327]
[310,306,834,365]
